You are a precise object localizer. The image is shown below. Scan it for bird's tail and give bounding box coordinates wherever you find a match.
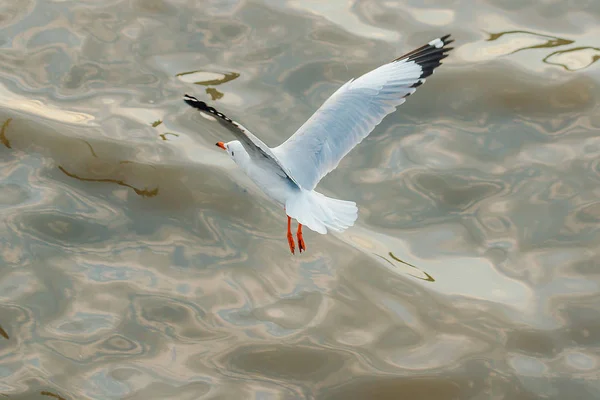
[286,190,358,234]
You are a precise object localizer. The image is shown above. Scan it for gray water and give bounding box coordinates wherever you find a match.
[1,1,600,399]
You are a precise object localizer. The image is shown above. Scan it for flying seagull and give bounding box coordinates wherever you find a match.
[184,34,453,254]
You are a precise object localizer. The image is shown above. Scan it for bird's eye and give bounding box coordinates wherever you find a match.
[231,151,234,156]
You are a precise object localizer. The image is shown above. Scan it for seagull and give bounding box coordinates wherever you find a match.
[184,34,453,254]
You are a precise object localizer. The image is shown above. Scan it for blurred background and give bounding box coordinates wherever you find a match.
[1,0,599,399]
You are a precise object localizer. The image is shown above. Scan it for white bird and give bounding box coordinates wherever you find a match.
[184,35,453,254]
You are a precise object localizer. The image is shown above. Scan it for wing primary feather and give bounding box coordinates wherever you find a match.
[272,35,454,190]
[183,94,303,188]
[393,35,453,82]
[183,94,235,124]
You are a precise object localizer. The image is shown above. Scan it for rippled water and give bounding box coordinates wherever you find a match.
[1,1,600,399]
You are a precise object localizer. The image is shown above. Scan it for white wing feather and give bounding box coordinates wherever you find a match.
[272,35,453,190]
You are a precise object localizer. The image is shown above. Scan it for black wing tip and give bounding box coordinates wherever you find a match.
[394,34,454,81]
[183,94,234,123]
[183,93,206,109]
[394,34,454,61]
[439,34,452,43]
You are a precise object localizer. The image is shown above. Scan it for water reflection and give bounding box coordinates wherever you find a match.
[374,252,435,282]
[543,47,600,71]
[44,333,145,363]
[159,132,179,141]
[389,252,435,282]
[1,1,600,399]
[176,70,240,86]
[58,166,159,197]
[1,118,11,149]
[487,30,573,54]
[50,139,161,197]
[486,30,600,72]
[320,376,465,400]
[0,325,8,340]
[206,87,224,101]
[40,391,66,400]
[82,140,98,158]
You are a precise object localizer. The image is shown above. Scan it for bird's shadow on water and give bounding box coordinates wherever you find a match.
[0,391,68,400]
[0,113,212,211]
[0,111,301,263]
[1,113,440,283]
[1,57,592,205]
[0,107,266,212]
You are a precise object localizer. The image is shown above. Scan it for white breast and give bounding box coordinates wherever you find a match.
[239,157,299,206]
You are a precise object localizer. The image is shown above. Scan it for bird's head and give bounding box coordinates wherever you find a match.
[216,140,246,162]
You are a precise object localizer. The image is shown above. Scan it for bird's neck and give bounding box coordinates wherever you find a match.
[233,149,252,172]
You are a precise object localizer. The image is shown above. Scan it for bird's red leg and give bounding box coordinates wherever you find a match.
[297,223,306,253]
[287,215,295,255]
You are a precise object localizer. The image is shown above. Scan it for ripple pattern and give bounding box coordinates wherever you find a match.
[1,1,600,399]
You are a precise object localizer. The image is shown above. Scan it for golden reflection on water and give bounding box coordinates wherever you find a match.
[50,140,161,197]
[1,118,12,149]
[58,166,159,198]
[159,132,179,141]
[487,30,599,72]
[389,252,435,282]
[176,70,238,102]
[2,1,600,398]
[40,391,66,400]
[0,325,8,340]
[150,117,180,141]
[543,46,600,71]
[206,87,224,100]
[374,252,436,282]
[176,70,240,86]
[487,30,574,54]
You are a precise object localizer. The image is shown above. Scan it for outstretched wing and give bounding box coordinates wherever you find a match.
[183,94,300,185]
[271,35,454,190]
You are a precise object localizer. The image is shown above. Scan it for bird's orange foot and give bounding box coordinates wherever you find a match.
[286,215,296,255]
[287,232,295,255]
[297,223,306,253]
[297,233,306,253]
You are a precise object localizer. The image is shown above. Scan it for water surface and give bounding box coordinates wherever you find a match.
[1,1,600,399]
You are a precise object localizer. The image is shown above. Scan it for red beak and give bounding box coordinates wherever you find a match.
[216,142,226,150]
